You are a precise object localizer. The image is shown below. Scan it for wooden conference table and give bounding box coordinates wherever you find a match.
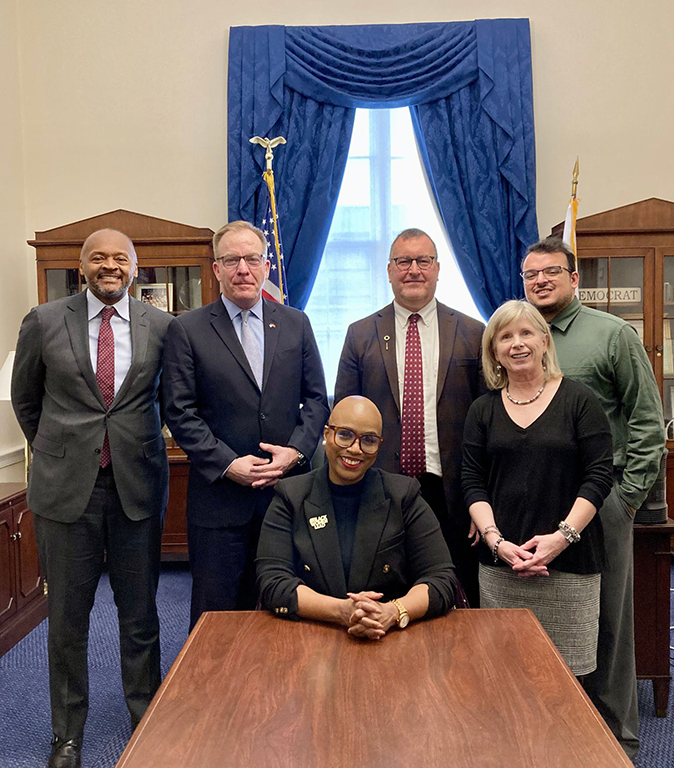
[116,609,631,768]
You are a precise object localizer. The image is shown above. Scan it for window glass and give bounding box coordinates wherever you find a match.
[305,108,482,394]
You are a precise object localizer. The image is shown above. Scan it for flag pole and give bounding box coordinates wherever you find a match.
[249,135,289,305]
[563,157,580,259]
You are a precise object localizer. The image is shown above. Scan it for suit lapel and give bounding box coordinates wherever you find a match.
[262,300,279,393]
[375,304,400,413]
[114,297,148,406]
[304,470,348,597]
[64,291,105,408]
[436,302,458,403]
[209,299,259,389]
[347,471,391,593]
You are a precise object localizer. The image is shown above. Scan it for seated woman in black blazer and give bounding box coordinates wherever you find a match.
[256,396,461,639]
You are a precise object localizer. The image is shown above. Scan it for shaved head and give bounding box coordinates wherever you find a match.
[325,397,382,485]
[330,396,382,434]
[81,228,136,261]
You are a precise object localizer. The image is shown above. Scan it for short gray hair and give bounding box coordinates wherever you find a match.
[389,228,438,260]
[212,220,267,259]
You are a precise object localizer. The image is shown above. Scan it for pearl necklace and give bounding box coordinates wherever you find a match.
[505,382,545,405]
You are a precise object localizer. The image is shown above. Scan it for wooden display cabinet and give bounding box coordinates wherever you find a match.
[29,209,218,560]
[552,198,674,715]
[0,483,46,657]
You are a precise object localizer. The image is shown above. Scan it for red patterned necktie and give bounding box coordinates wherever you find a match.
[96,306,115,467]
[400,313,426,477]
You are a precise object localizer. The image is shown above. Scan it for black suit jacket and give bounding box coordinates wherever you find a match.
[163,298,329,527]
[334,301,485,530]
[256,466,459,618]
[11,290,173,522]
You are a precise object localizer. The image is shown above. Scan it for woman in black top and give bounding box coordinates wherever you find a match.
[462,300,613,675]
[257,396,461,640]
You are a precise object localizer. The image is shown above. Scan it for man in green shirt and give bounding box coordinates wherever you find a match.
[523,237,664,762]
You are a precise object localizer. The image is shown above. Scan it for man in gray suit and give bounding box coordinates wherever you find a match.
[12,229,173,768]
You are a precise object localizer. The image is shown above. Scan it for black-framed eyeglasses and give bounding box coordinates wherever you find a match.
[520,265,574,282]
[216,253,266,270]
[390,255,437,272]
[326,425,384,454]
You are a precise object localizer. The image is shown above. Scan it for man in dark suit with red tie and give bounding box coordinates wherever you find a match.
[12,229,173,768]
[334,228,484,605]
[163,220,328,630]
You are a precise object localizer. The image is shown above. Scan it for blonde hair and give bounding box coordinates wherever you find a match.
[212,220,267,258]
[482,300,562,390]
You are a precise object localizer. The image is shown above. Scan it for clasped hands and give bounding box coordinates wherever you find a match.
[343,591,398,641]
[225,443,299,488]
[497,531,570,577]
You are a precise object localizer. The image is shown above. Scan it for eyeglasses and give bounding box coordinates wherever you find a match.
[390,256,437,271]
[216,254,266,270]
[326,425,384,454]
[520,266,574,281]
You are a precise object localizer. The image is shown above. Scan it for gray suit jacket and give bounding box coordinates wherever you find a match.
[11,290,174,523]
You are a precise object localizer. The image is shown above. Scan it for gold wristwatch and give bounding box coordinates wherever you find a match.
[391,598,410,629]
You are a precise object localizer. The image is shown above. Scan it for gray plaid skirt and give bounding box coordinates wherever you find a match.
[479,563,601,676]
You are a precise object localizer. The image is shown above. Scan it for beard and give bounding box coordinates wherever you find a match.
[86,273,134,302]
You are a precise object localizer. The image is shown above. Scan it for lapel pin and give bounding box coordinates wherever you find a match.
[269,322,276,329]
[309,515,328,530]
[383,334,390,351]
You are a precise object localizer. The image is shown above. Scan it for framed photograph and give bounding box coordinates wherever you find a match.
[136,283,173,312]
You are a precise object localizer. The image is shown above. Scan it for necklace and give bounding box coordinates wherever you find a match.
[505,382,545,405]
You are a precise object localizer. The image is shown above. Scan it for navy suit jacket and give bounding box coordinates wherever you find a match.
[163,297,329,527]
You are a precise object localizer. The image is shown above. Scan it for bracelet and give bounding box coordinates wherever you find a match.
[481,524,501,540]
[558,520,581,544]
[492,536,504,564]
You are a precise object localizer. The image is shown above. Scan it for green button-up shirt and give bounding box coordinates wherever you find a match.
[549,297,664,509]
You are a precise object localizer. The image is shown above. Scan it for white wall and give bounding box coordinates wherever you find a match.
[3,0,674,471]
[0,0,29,480]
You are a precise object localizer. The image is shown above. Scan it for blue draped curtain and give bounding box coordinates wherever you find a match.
[228,20,538,314]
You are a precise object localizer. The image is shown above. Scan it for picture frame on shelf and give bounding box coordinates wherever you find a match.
[136,283,173,312]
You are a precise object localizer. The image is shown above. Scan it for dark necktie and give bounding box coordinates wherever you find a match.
[96,306,115,467]
[400,313,426,477]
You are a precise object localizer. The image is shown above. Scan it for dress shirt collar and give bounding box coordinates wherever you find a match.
[221,294,264,322]
[548,296,581,332]
[86,289,130,321]
[393,297,437,327]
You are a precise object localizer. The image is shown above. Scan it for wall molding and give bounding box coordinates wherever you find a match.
[0,446,24,469]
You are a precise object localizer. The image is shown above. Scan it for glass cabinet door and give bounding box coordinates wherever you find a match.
[578,255,645,342]
[135,266,202,315]
[43,264,204,315]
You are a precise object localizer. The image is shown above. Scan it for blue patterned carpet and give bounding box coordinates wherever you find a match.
[0,564,672,767]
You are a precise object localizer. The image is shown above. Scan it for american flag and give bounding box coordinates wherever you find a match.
[259,170,289,305]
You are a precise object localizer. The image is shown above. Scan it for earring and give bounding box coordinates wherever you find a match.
[496,363,502,372]
[542,353,548,371]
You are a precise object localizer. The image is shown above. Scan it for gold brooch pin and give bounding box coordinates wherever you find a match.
[309,515,328,530]
[383,334,390,351]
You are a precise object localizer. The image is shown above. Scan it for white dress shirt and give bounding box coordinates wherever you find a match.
[86,290,132,397]
[393,298,441,477]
